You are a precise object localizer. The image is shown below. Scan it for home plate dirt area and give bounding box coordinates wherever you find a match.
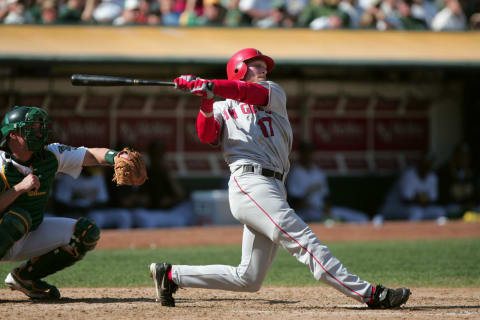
[1,221,479,320]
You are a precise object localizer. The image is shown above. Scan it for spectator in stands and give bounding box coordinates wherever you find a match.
[57,0,84,23]
[92,0,124,24]
[144,0,162,24]
[284,0,309,22]
[22,0,41,23]
[375,152,447,222]
[180,0,226,26]
[1,0,26,24]
[468,0,480,29]
[136,0,151,23]
[471,12,480,29]
[438,142,479,218]
[339,0,361,28]
[238,0,272,24]
[223,0,251,26]
[80,0,97,22]
[412,0,438,28]
[157,0,182,25]
[286,141,370,224]
[358,0,397,30]
[431,0,467,31]
[56,0,98,24]
[255,0,296,28]
[395,0,428,29]
[297,0,350,30]
[40,0,58,23]
[0,0,9,21]
[53,166,133,229]
[113,0,143,24]
[130,140,195,228]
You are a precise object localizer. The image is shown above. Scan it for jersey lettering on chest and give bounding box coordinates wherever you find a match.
[223,104,275,138]
[223,103,256,120]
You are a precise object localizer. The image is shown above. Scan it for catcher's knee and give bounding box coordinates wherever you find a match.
[0,209,32,259]
[14,217,100,280]
[72,217,100,256]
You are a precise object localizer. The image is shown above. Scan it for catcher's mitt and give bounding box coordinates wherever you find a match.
[112,148,147,186]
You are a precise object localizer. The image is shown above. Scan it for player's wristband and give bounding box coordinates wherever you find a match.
[105,149,119,165]
[200,98,214,114]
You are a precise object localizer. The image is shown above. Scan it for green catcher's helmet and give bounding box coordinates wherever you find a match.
[0,106,51,152]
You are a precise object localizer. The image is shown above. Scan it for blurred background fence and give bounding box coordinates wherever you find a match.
[0,26,479,216]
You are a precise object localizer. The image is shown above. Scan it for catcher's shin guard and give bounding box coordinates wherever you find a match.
[367,285,411,309]
[17,217,100,281]
[0,209,32,259]
[150,263,178,307]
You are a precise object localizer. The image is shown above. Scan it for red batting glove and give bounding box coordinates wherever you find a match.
[190,79,215,100]
[174,75,197,90]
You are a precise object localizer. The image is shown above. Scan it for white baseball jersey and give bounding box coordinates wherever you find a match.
[212,81,293,175]
[171,80,374,305]
[46,143,88,178]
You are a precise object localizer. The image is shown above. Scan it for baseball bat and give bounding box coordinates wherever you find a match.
[71,74,175,87]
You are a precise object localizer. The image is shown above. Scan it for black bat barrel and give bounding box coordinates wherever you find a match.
[71,74,175,86]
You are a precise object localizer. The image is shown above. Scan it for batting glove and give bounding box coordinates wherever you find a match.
[190,79,215,100]
[174,75,197,90]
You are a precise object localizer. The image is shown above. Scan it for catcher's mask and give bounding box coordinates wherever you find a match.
[226,48,275,81]
[0,106,51,152]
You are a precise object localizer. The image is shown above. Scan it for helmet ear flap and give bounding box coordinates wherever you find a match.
[235,62,248,80]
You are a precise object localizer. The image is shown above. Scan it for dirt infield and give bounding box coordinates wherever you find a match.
[1,220,479,320]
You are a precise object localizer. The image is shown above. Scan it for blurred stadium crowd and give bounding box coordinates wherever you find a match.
[1,0,479,30]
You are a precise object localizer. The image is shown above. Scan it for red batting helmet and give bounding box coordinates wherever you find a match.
[226,48,275,80]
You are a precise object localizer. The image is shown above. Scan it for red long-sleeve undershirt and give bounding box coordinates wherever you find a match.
[196,80,269,144]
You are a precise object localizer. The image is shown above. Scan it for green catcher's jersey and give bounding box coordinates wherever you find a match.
[0,143,87,230]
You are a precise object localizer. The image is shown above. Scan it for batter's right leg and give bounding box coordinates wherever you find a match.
[231,174,410,308]
[149,224,278,306]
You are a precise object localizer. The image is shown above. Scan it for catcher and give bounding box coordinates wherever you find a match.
[0,105,146,300]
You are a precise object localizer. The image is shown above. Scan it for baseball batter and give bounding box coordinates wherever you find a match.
[150,48,411,309]
[0,106,133,300]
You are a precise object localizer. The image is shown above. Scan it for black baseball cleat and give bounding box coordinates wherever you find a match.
[5,268,61,300]
[149,263,178,307]
[367,285,411,309]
